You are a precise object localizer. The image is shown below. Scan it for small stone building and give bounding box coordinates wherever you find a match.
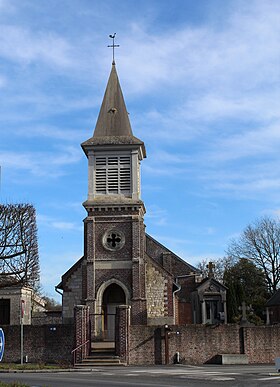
[57,61,227,342]
[0,285,45,325]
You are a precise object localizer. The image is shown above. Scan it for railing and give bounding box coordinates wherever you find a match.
[71,340,90,365]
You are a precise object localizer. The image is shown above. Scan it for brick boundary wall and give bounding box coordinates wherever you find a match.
[74,305,90,362]
[115,305,130,363]
[1,325,75,364]
[128,324,280,365]
[243,325,280,363]
[2,323,280,365]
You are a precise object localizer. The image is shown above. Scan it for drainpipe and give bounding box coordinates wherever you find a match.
[172,282,181,324]
[55,286,63,296]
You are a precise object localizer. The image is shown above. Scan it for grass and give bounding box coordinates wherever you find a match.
[0,383,29,387]
[0,363,70,370]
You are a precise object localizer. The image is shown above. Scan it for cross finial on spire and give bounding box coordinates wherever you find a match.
[108,33,120,65]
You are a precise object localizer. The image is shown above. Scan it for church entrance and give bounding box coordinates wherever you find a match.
[102,283,126,341]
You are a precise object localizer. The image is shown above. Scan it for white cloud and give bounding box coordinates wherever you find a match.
[14,125,85,142]
[145,205,168,226]
[207,123,280,163]
[0,25,73,67]
[0,146,82,177]
[37,214,82,232]
[52,222,82,231]
[118,2,279,95]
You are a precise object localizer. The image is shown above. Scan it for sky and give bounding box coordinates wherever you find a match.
[0,0,279,301]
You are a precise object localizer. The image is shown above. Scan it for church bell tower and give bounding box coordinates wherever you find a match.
[81,61,147,333]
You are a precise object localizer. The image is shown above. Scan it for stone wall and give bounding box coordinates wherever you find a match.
[146,261,167,320]
[32,311,62,325]
[63,261,85,322]
[1,324,75,364]
[146,259,174,324]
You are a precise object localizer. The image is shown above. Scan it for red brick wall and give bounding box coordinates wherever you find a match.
[129,325,159,365]
[178,302,192,324]
[1,325,75,364]
[128,324,280,365]
[115,306,130,363]
[243,326,280,363]
[129,324,240,365]
[74,305,90,362]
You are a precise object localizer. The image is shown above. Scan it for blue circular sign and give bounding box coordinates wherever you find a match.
[0,328,5,362]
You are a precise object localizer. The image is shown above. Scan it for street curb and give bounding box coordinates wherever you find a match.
[0,368,100,373]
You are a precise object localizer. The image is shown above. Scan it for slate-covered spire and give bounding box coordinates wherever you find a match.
[93,63,133,138]
[82,63,145,156]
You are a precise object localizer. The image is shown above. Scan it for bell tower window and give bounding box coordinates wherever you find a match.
[94,154,131,195]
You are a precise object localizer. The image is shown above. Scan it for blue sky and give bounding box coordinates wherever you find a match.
[0,0,279,300]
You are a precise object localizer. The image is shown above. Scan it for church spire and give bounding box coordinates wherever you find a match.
[81,50,146,203]
[82,63,146,155]
[93,63,133,138]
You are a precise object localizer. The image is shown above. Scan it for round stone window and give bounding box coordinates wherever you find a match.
[102,230,125,251]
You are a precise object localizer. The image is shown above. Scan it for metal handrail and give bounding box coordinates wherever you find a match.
[71,339,90,365]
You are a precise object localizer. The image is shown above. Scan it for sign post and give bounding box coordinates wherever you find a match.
[0,328,5,362]
[21,299,25,365]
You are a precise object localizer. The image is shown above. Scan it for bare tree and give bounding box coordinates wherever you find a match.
[196,256,235,282]
[0,204,40,288]
[227,217,280,295]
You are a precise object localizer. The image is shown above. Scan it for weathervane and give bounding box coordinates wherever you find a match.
[108,33,120,65]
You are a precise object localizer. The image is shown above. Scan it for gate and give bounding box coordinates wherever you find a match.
[91,312,116,341]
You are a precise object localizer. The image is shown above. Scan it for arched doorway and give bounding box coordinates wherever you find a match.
[102,283,126,340]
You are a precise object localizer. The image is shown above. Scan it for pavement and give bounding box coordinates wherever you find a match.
[0,364,280,386]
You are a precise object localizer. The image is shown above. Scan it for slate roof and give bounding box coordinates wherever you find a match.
[266,288,280,307]
[145,233,199,275]
[81,63,146,156]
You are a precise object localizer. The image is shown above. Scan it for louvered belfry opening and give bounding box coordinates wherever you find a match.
[95,154,131,195]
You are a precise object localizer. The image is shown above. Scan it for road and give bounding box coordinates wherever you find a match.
[0,364,279,387]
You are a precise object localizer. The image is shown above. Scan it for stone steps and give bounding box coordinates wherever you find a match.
[75,357,124,367]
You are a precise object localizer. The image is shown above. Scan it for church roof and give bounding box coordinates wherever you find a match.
[82,63,146,156]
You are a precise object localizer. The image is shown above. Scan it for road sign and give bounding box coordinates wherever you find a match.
[0,328,4,362]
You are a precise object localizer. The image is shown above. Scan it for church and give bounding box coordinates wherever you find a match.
[56,59,227,344]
